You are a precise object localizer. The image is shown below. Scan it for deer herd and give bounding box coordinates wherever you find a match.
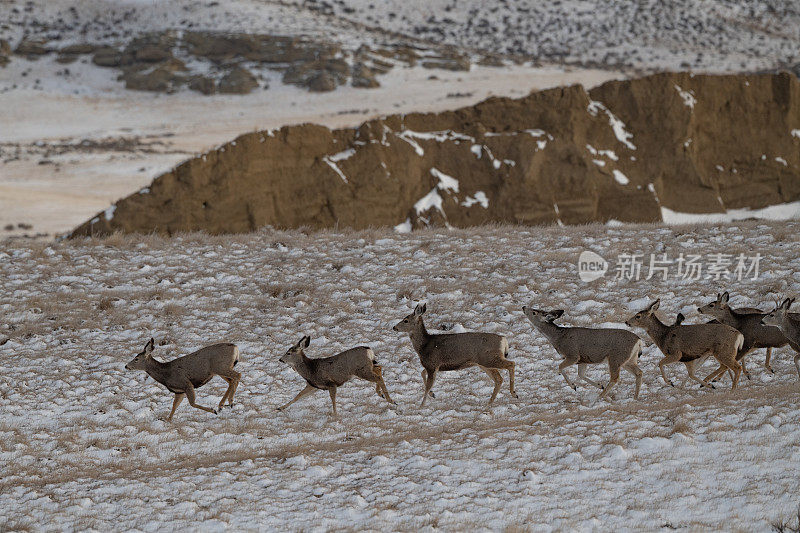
[125,293,800,420]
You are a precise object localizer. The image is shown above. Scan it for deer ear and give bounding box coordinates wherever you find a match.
[649,299,660,312]
[781,298,792,309]
[415,302,427,316]
[551,310,564,318]
[302,335,311,348]
[145,338,154,354]
[721,292,730,303]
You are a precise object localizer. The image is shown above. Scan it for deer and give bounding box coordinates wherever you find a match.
[393,302,516,407]
[277,335,393,415]
[697,292,790,377]
[522,306,643,403]
[125,338,241,420]
[761,297,800,380]
[625,300,744,390]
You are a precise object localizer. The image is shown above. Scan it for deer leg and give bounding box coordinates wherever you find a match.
[277,384,317,411]
[328,387,337,416]
[684,360,715,389]
[764,347,774,374]
[559,356,579,391]
[595,366,620,404]
[362,365,394,404]
[577,363,602,388]
[793,353,800,381]
[703,364,728,384]
[218,377,232,408]
[623,362,643,400]
[372,365,385,399]
[184,384,217,415]
[217,369,241,409]
[481,367,503,405]
[421,369,435,399]
[421,369,437,407]
[494,358,517,398]
[168,393,185,421]
[657,352,682,387]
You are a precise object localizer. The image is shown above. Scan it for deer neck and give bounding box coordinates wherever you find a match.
[292,352,316,381]
[642,314,670,347]
[720,307,743,326]
[409,319,431,353]
[532,320,564,345]
[144,357,171,386]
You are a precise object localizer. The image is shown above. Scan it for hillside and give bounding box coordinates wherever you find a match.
[2,221,799,529]
[71,71,800,237]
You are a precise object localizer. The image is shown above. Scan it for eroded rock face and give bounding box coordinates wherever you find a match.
[71,72,800,237]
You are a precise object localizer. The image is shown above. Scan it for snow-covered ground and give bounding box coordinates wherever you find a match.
[1,222,799,530]
[302,0,800,72]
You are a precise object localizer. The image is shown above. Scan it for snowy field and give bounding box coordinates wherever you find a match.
[2,221,800,530]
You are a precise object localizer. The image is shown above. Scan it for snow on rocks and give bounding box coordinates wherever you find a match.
[587,100,637,150]
[674,84,697,109]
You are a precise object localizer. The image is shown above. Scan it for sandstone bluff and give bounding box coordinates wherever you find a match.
[71,72,800,237]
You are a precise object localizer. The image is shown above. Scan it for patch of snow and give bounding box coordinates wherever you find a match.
[414,188,444,215]
[791,129,800,139]
[775,157,788,167]
[612,170,629,185]
[461,191,489,208]
[587,100,637,150]
[327,148,356,162]
[323,158,349,183]
[430,168,459,193]
[661,201,800,224]
[103,205,116,221]
[674,84,696,109]
[394,218,412,233]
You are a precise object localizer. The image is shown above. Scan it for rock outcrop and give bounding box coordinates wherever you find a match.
[71,72,800,237]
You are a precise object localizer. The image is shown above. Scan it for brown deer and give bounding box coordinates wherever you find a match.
[698,292,791,377]
[625,300,744,390]
[762,297,800,380]
[125,338,241,420]
[277,336,393,415]
[522,306,643,403]
[393,302,516,407]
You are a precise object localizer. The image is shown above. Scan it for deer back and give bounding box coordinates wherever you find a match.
[420,332,506,370]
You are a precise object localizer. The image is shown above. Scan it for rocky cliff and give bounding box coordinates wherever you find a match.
[71,72,800,237]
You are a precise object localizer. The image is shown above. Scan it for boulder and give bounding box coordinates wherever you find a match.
[92,47,123,67]
[352,63,380,88]
[14,39,50,58]
[218,66,259,94]
[188,76,216,95]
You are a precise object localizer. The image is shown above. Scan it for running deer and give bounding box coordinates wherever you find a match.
[393,303,516,407]
[125,338,241,420]
[698,292,790,376]
[625,300,745,390]
[762,297,800,380]
[277,336,393,415]
[522,306,643,403]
